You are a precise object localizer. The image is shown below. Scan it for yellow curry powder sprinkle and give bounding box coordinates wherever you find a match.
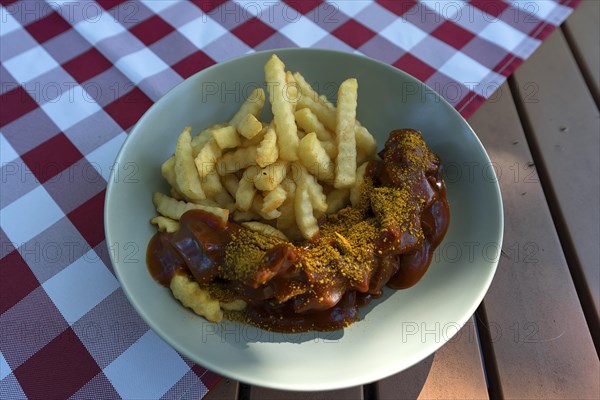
[383,130,436,181]
[220,153,426,300]
[370,186,423,242]
[201,282,238,303]
[294,178,374,287]
[220,135,428,300]
[222,228,283,282]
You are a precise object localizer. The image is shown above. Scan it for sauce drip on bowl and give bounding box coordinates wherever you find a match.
[147,129,450,332]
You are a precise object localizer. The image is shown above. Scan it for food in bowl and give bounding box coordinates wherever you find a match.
[146,55,449,332]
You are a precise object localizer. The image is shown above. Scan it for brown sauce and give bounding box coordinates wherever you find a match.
[147,129,450,332]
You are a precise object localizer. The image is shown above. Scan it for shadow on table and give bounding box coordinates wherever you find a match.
[375,353,435,399]
[214,290,396,348]
[213,322,344,349]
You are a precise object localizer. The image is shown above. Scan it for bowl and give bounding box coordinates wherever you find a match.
[104,48,503,391]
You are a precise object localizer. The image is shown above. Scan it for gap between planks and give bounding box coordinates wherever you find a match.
[561,1,600,108]
[475,305,503,400]
[562,26,600,109]
[507,71,600,354]
[468,78,598,398]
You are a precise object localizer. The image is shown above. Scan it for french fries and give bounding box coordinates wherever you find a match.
[237,113,262,139]
[241,221,288,240]
[265,55,299,161]
[222,174,239,198]
[277,178,297,233]
[195,139,221,178]
[294,108,335,153]
[295,163,327,213]
[229,88,265,127]
[254,161,287,191]
[293,71,335,111]
[151,54,377,241]
[327,188,350,214]
[262,186,287,212]
[350,162,369,207]
[236,168,259,211]
[217,145,257,174]
[170,275,223,322]
[298,132,334,183]
[295,184,319,239]
[161,156,178,192]
[212,125,241,149]
[150,216,180,233]
[153,192,228,222]
[252,196,281,220]
[334,78,358,188]
[256,124,278,167]
[191,124,226,157]
[175,127,206,200]
[355,123,377,164]
[297,95,336,132]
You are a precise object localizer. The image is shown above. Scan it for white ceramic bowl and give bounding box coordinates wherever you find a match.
[105,49,503,391]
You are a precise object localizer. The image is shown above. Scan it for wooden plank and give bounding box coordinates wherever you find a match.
[563,0,600,106]
[204,378,239,400]
[249,386,363,400]
[376,317,488,400]
[469,80,599,399]
[512,29,600,337]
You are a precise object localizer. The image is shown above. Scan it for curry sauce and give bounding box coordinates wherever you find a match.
[147,129,450,332]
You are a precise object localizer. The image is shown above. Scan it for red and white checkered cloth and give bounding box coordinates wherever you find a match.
[0,0,579,398]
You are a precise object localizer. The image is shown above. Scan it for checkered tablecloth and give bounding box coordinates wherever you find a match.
[0,0,579,398]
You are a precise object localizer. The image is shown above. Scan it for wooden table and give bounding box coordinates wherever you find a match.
[206,3,600,399]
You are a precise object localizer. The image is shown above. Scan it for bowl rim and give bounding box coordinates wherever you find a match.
[104,47,504,391]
